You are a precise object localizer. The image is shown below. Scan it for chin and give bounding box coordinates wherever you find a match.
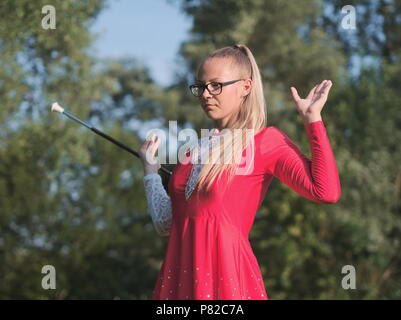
[203,110,220,120]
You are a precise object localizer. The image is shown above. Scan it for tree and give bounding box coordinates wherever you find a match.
[0,0,168,299]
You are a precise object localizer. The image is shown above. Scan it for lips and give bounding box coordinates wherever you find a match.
[204,104,216,109]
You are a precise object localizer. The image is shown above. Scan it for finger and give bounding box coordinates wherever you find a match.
[322,80,330,91]
[290,87,301,102]
[315,80,327,94]
[313,84,319,94]
[146,132,157,143]
[322,82,333,99]
[145,142,157,163]
[149,137,161,155]
[320,80,332,96]
[141,140,150,150]
[147,133,155,142]
[306,85,317,100]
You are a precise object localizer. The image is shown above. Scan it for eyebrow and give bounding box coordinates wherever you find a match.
[195,77,221,83]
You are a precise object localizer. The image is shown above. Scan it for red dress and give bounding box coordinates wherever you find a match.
[151,120,341,300]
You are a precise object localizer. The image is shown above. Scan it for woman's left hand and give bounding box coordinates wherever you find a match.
[290,80,332,123]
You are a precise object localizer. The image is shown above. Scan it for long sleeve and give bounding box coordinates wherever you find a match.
[143,173,173,236]
[265,120,341,204]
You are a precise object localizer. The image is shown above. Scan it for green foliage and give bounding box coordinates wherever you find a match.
[0,0,167,299]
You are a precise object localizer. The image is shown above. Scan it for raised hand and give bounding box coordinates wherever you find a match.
[290,80,333,123]
[139,132,161,175]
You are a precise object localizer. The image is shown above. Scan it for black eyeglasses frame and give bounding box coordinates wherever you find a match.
[189,79,246,97]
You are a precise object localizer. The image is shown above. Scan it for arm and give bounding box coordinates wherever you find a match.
[270,79,341,203]
[138,133,172,236]
[269,120,341,203]
[143,173,172,236]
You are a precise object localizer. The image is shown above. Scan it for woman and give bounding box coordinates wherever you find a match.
[139,44,341,300]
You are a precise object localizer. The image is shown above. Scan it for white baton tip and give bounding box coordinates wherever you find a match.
[51,102,64,113]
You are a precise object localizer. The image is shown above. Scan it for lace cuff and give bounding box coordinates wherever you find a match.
[143,173,172,236]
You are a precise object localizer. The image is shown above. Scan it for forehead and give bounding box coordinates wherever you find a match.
[196,58,236,82]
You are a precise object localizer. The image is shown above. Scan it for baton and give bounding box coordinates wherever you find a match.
[51,102,172,176]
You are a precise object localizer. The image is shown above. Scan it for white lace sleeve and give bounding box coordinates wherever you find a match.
[143,173,172,236]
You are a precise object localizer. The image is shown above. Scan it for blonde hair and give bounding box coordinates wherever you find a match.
[195,44,267,194]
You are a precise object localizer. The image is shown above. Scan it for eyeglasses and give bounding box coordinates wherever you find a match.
[189,79,245,97]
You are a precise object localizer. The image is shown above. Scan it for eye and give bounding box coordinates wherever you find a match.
[209,82,220,90]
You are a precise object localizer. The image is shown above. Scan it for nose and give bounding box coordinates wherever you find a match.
[201,86,212,99]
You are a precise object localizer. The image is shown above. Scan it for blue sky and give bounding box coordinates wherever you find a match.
[90,0,192,86]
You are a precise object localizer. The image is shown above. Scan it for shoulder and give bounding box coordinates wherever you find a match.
[256,126,282,135]
[255,126,288,142]
[255,126,291,155]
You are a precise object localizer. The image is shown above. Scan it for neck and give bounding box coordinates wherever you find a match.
[215,114,237,131]
[215,121,225,131]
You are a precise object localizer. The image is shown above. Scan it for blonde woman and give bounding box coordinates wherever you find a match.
[139,44,341,300]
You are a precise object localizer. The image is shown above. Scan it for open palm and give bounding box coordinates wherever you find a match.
[290,80,332,117]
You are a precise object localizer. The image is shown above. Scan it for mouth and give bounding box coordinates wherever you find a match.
[203,104,216,110]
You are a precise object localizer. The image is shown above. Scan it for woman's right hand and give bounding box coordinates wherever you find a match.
[139,133,161,175]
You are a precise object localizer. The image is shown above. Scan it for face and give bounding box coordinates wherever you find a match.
[196,57,252,129]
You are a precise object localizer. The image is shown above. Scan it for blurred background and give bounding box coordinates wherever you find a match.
[0,0,400,299]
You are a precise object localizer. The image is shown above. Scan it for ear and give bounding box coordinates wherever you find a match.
[242,79,252,97]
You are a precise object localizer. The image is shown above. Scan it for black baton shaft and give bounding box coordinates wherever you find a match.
[90,127,172,176]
